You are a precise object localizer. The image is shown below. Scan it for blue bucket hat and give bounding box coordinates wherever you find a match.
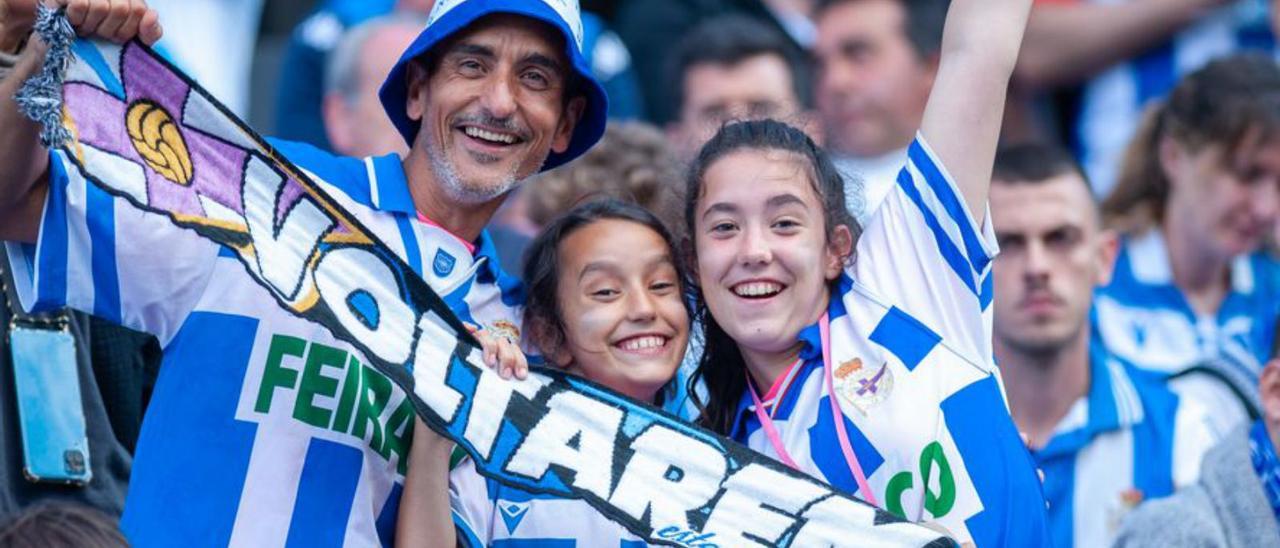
[378,0,608,171]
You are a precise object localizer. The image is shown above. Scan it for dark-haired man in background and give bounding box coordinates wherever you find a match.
[988,143,1217,547]
[814,0,948,222]
[665,14,815,160]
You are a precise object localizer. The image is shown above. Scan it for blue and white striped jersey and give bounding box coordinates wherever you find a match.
[729,136,1050,546]
[1076,0,1277,196]
[4,142,526,547]
[1093,228,1280,379]
[449,458,652,547]
[1032,342,1216,548]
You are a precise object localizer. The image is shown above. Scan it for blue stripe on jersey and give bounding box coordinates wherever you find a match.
[493,539,575,547]
[1131,387,1176,500]
[285,439,365,548]
[475,230,527,309]
[1091,360,1121,430]
[941,375,1049,546]
[376,483,403,548]
[371,153,415,215]
[394,216,423,277]
[266,139,375,207]
[868,306,941,371]
[810,396,884,495]
[454,509,485,548]
[1039,452,1076,548]
[1238,22,1275,54]
[621,541,648,548]
[84,182,122,323]
[444,276,477,326]
[1132,43,1176,106]
[979,271,994,311]
[894,169,981,298]
[36,154,70,313]
[906,141,991,275]
[72,40,125,99]
[121,312,260,545]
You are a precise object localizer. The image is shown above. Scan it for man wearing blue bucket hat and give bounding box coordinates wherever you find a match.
[0,0,605,545]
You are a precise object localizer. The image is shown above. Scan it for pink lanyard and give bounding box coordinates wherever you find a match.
[746,314,879,507]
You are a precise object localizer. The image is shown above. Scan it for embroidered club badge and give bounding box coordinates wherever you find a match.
[433,247,457,277]
[834,358,894,413]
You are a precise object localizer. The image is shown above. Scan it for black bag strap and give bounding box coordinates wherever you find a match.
[1168,363,1262,423]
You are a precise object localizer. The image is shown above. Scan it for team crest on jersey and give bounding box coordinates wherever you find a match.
[488,319,521,343]
[1106,488,1144,534]
[433,248,457,277]
[499,501,530,533]
[833,358,894,413]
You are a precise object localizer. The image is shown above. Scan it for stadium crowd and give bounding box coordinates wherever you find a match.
[1,0,1279,546]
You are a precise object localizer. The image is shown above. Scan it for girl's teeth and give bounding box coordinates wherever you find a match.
[621,336,665,350]
[735,282,781,297]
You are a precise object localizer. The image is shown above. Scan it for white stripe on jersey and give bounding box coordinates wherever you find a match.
[1069,424,1135,548]
[365,157,382,210]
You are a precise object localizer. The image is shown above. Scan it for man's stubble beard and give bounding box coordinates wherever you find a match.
[426,129,528,205]
[996,316,1087,365]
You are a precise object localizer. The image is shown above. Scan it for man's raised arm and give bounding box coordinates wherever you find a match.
[0,0,161,243]
[919,0,1032,223]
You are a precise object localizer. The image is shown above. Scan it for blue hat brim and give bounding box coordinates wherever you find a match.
[377,0,608,172]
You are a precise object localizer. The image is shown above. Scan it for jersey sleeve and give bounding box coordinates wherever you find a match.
[3,150,219,344]
[851,134,999,366]
[449,458,495,546]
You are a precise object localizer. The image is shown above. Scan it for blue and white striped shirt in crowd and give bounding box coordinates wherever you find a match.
[449,458,651,547]
[1093,228,1280,380]
[1076,0,1277,196]
[731,135,1050,546]
[5,141,526,547]
[1032,342,1216,548]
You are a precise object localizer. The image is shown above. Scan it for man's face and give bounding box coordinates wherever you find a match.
[405,14,583,205]
[325,26,419,157]
[670,53,803,157]
[815,0,935,157]
[991,174,1117,356]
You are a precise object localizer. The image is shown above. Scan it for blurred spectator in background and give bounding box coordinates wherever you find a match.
[273,0,429,150]
[491,122,682,270]
[665,14,814,160]
[322,14,425,158]
[1015,0,1277,196]
[527,122,681,230]
[148,0,265,117]
[579,11,647,120]
[1115,357,1280,547]
[614,0,804,126]
[765,0,819,46]
[0,503,127,548]
[1095,56,1280,429]
[989,143,1216,548]
[813,0,949,223]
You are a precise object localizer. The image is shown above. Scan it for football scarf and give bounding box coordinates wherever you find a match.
[15,7,952,547]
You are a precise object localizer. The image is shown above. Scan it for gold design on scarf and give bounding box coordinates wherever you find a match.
[126,99,193,185]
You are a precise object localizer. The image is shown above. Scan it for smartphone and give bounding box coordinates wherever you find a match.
[10,325,91,485]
